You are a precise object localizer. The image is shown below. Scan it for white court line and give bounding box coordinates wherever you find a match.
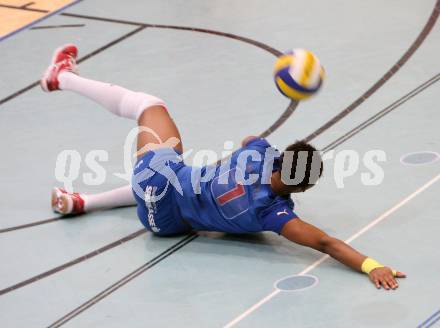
[223,173,440,328]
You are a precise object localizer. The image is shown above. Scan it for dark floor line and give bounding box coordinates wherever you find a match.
[303,0,440,143]
[77,26,145,63]
[146,23,282,56]
[323,72,440,152]
[48,233,197,328]
[61,13,282,56]
[0,81,40,107]
[0,2,83,43]
[61,12,142,26]
[0,216,60,234]
[21,2,35,9]
[30,24,85,30]
[260,101,298,138]
[0,229,146,296]
[0,2,47,13]
[0,25,144,107]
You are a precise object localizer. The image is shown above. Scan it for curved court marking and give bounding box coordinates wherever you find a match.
[20,4,440,323]
[0,14,297,299]
[400,151,440,166]
[223,172,440,328]
[274,274,319,292]
[303,0,440,143]
[59,12,284,56]
[1,4,438,324]
[0,8,293,234]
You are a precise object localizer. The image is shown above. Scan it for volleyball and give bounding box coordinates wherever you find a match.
[273,49,325,101]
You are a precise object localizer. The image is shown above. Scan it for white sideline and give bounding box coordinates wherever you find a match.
[223,173,440,328]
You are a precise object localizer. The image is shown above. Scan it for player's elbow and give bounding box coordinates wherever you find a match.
[318,235,338,254]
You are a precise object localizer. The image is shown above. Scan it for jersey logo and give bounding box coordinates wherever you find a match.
[277,209,289,216]
[211,168,249,220]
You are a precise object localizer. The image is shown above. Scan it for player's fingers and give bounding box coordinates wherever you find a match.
[381,278,390,290]
[372,277,381,289]
[387,276,398,289]
[395,271,406,278]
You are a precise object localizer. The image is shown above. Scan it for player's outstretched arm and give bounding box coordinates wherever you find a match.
[280,219,406,290]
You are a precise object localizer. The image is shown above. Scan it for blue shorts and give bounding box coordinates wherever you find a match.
[131,148,191,236]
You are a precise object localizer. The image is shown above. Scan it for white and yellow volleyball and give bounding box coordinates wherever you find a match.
[273,49,325,101]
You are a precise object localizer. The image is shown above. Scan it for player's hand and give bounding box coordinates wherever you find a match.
[369,267,406,290]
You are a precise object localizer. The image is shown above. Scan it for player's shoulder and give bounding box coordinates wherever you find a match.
[242,136,272,149]
[258,195,298,233]
[262,194,295,212]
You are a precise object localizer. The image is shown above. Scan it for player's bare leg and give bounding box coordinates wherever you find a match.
[136,106,183,158]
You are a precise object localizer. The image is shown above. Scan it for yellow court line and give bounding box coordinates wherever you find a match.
[0,0,79,40]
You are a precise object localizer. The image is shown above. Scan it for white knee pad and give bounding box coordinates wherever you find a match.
[119,91,167,120]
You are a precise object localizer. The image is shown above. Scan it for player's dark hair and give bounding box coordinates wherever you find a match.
[278,140,323,191]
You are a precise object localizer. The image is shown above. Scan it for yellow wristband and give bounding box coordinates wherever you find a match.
[361,258,397,276]
[361,257,383,274]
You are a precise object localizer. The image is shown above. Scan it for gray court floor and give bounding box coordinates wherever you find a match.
[1,0,439,327]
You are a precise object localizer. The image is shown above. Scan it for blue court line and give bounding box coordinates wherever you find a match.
[418,309,440,328]
[0,0,82,43]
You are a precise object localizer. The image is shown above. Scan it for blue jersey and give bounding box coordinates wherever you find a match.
[173,138,298,234]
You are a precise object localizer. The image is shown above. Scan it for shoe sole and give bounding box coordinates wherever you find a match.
[40,44,77,92]
[51,188,62,213]
[51,187,72,214]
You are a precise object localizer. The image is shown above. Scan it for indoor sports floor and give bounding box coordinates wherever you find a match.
[1,0,439,327]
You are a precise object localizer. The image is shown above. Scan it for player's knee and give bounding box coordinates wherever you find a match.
[119,91,167,120]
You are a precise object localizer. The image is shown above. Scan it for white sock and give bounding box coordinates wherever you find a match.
[82,185,137,212]
[58,72,166,120]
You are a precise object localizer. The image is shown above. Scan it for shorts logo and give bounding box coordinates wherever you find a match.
[134,159,144,170]
[277,209,289,216]
[145,186,160,233]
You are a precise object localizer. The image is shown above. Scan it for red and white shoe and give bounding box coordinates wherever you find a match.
[51,187,85,215]
[41,44,78,92]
